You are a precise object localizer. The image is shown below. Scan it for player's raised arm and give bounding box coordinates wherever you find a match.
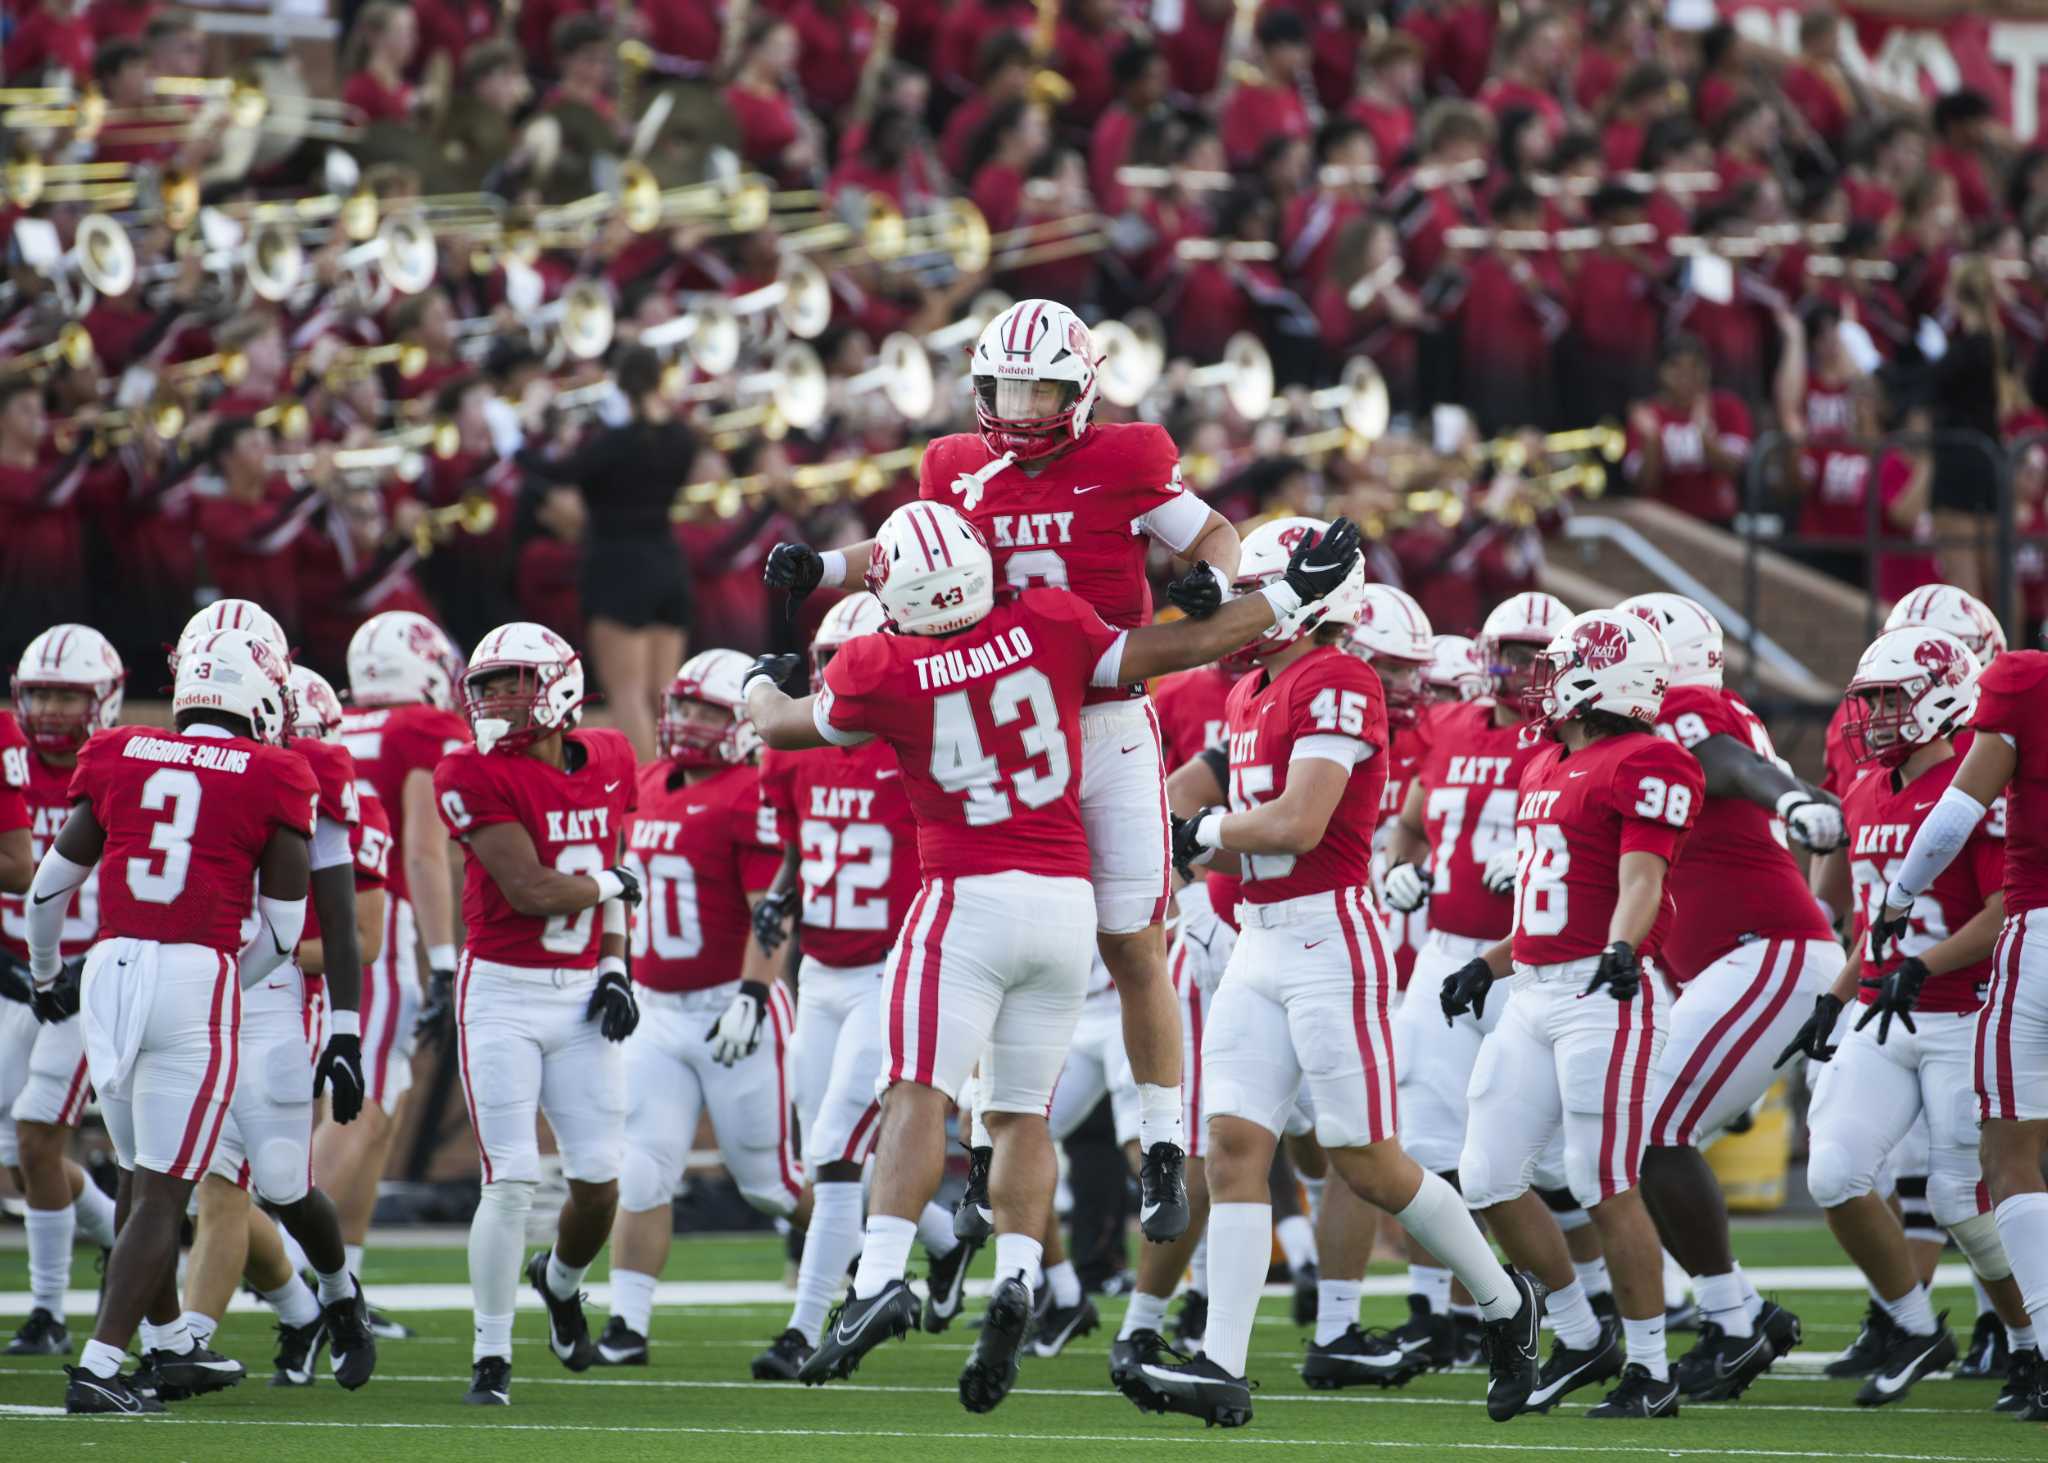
[764,539,876,599]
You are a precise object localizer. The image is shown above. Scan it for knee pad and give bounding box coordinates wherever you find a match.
[1538,1186,1593,1233]
[618,1145,674,1215]
[1456,1136,1526,1211]
[1806,1140,1876,1212]
[477,1177,537,1223]
[1947,1209,2013,1283]
[1561,1144,1605,1212]
[251,1138,310,1206]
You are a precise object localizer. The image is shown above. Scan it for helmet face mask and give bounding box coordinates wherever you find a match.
[1479,592,1570,715]
[971,300,1098,462]
[462,622,584,756]
[17,685,95,753]
[1371,656,1429,727]
[13,623,124,755]
[1844,626,1981,766]
[659,694,737,767]
[660,648,761,767]
[1488,639,1547,713]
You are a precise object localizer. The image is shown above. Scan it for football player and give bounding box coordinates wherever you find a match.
[2,627,123,1356]
[1135,522,1539,1428]
[435,622,642,1406]
[745,500,1361,1411]
[1779,626,2037,1409]
[599,650,798,1366]
[26,628,317,1414]
[1864,628,2048,1421]
[1617,592,1840,1400]
[328,610,470,1334]
[764,300,1255,1241]
[1444,608,1704,1419]
[1424,634,1491,705]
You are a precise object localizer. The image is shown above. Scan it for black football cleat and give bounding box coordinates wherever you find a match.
[366,1307,414,1341]
[64,1365,165,1415]
[1032,1294,1100,1359]
[1171,1289,1208,1349]
[1590,1291,1620,1326]
[1525,1320,1623,1413]
[1758,1300,1802,1360]
[2019,1358,2048,1421]
[959,1277,1033,1413]
[1138,1143,1190,1242]
[751,1327,814,1380]
[1479,1270,1541,1421]
[798,1278,920,1383]
[526,1252,596,1372]
[141,1342,244,1401]
[1300,1324,1426,1390]
[922,1236,981,1333]
[7,1307,72,1356]
[954,1147,993,1243]
[1453,1311,1486,1367]
[1826,1302,1894,1378]
[1854,1314,1956,1407]
[1586,1362,1681,1418]
[464,1355,511,1406]
[1290,1261,1319,1328]
[1389,1294,1457,1371]
[594,1316,649,1366]
[323,1277,377,1391]
[1673,1321,1776,1402]
[270,1314,328,1386]
[1995,1346,2039,1414]
[1961,1310,2011,1380]
[1110,1328,1184,1396]
[1128,1352,1253,1427]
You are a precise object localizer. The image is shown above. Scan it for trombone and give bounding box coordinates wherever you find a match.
[838,333,936,420]
[1473,424,1626,472]
[412,495,499,555]
[641,298,743,380]
[6,324,97,379]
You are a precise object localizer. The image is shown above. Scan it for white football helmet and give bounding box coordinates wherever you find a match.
[1843,626,1981,766]
[1230,516,1367,663]
[865,501,996,636]
[1479,591,1570,712]
[1885,585,2005,667]
[462,622,584,755]
[348,609,464,710]
[811,591,887,682]
[1531,608,1672,730]
[288,665,347,743]
[13,624,124,753]
[1345,585,1434,727]
[173,628,293,743]
[970,298,1099,462]
[660,649,761,768]
[1425,634,1490,703]
[1618,592,1725,689]
[173,599,288,679]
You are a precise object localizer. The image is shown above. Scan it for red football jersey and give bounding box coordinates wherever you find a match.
[1224,646,1389,905]
[0,712,28,836]
[1842,753,2004,1014]
[70,726,318,954]
[625,760,782,993]
[1417,700,1542,940]
[435,729,638,969]
[1971,649,2048,914]
[339,702,472,902]
[1511,731,1704,966]
[1152,664,1243,930]
[302,779,392,951]
[1820,696,1857,800]
[0,747,100,960]
[759,741,921,970]
[1378,719,1432,990]
[819,588,1124,883]
[1653,685,1835,982]
[1624,393,1753,523]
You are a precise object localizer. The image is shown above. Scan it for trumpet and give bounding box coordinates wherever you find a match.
[7,324,97,379]
[987,214,1104,271]
[1505,459,1608,524]
[273,424,447,485]
[51,396,187,454]
[317,341,429,388]
[160,349,250,389]
[412,495,499,555]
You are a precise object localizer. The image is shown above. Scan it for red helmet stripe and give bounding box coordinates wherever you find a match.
[905,504,940,570]
[924,506,954,567]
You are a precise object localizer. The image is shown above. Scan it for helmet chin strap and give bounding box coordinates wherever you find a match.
[948,451,1016,511]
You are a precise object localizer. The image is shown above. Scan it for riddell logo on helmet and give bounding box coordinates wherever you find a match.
[1573,618,1632,670]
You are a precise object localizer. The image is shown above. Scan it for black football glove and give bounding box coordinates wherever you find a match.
[1440,957,1496,1023]
[1165,562,1227,619]
[0,955,33,1006]
[764,542,826,596]
[415,965,457,1047]
[752,887,796,953]
[1856,955,1929,1045]
[707,980,770,1064]
[1282,516,1362,602]
[603,864,643,907]
[1170,806,1220,884]
[29,958,83,1024]
[744,653,802,698]
[315,1029,367,1124]
[587,965,640,1042]
[1584,940,1641,1002]
[1774,992,1845,1068]
[1868,889,1914,963]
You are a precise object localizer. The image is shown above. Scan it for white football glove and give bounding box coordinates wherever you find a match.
[1481,846,1520,896]
[1382,861,1429,913]
[705,981,770,1066]
[1776,791,1846,853]
[1171,882,1236,998]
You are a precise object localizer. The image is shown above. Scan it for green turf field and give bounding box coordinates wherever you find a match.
[2,1223,2042,1460]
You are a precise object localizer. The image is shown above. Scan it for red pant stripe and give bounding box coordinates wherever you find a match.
[768,984,801,1202]
[456,953,493,1183]
[1648,940,1783,1147]
[1674,941,1803,1144]
[913,882,957,1086]
[885,886,934,1085]
[168,953,234,1179]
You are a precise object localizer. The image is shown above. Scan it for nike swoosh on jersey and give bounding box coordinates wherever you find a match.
[605,781,621,792]
[1567,770,1590,778]
[685,804,709,814]
[875,770,900,780]
[1072,484,1103,494]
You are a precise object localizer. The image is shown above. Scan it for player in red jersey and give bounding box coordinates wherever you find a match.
[764,299,1252,1240]
[0,709,28,890]
[1426,634,1492,704]
[1138,525,1539,1428]
[595,649,796,1366]
[26,628,317,1415]
[1611,593,1842,1400]
[1381,591,1567,1367]
[1778,626,2040,1409]
[1444,609,1705,1419]
[748,595,976,1380]
[327,609,469,1334]
[745,500,1362,1410]
[434,622,643,1407]
[1,627,122,1356]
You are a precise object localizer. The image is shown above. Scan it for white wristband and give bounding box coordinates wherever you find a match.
[1258,581,1303,619]
[329,1009,361,1039]
[1205,563,1233,601]
[597,955,628,980]
[820,548,848,586]
[1195,810,1225,851]
[592,869,626,904]
[427,943,457,971]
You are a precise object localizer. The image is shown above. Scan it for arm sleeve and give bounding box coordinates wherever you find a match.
[238,893,307,990]
[812,690,872,748]
[1292,734,1373,769]
[1892,784,1987,898]
[1089,632,1131,689]
[311,814,354,872]
[25,850,92,978]
[1135,489,1213,555]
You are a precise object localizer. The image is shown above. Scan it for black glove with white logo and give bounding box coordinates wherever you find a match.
[1440,958,1495,1023]
[1584,940,1641,1002]
[1283,516,1362,601]
[1170,807,1220,883]
[587,964,640,1042]
[316,1028,367,1124]
[1856,955,1929,1045]
[745,653,801,697]
[1774,992,1845,1068]
[752,887,796,953]
[764,542,825,596]
[29,957,83,1024]
[1166,562,1228,619]
[416,965,457,1046]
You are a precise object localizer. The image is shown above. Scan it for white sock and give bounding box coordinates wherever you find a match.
[1188,1232,1208,1294]
[992,1231,1043,1300]
[1545,1278,1602,1349]
[791,1182,863,1345]
[71,1179,116,1249]
[181,1309,218,1347]
[1573,1256,1612,1298]
[1733,1262,1764,1321]
[916,1200,959,1259]
[344,1242,365,1281]
[1046,1259,1081,1308]
[280,1226,311,1277]
[1203,1202,1270,1378]
[1410,1264,1452,1313]
[1315,1278,1363,1345]
[1995,1193,2048,1330]
[1276,1213,1317,1272]
[468,1178,535,1357]
[24,1207,74,1316]
[316,1265,354,1306]
[1878,1283,1938,1338]
[1136,1083,1184,1152]
[1301,1174,1327,1226]
[1662,1247,1692,1309]
[80,1337,125,1379]
[610,1268,658,1336]
[2009,1321,2039,1352]
[1394,1170,1517,1320]
[545,1248,586,1301]
[263,1275,320,1328]
[1622,1313,1668,1380]
[853,1214,917,1299]
[140,1316,193,1354]
[1695,1270,1752,1339]
[1121,1290,1169,1340]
